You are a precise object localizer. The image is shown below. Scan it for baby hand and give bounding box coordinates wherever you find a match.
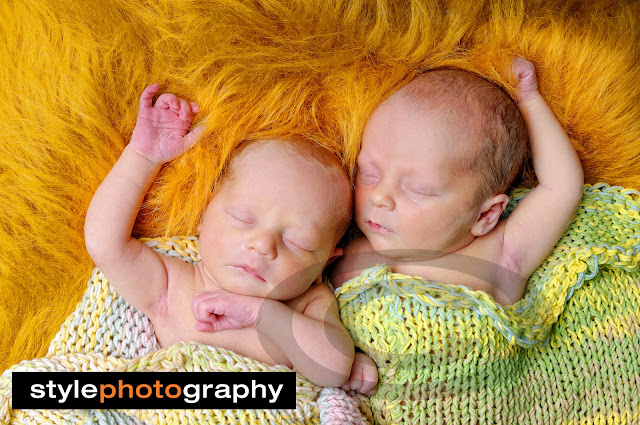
[340,352,378,395]
[192,291,264,332]
[130,84,204,164]
[512,57,539,104]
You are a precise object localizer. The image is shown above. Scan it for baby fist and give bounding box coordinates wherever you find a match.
[512,57,539,104]
[130,84,204,164]
[192,291,264,332]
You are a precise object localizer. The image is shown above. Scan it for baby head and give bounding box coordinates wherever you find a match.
[197,137,352,299]
[356,68,527,258]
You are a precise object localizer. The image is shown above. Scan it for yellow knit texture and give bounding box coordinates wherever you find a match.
[1,0,639,371]
[1,343,321,424]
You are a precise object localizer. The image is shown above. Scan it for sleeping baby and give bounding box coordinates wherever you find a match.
[332,57,584,392]
[84,84,355,388]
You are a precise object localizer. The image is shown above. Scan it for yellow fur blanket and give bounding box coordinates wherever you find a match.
[0,0,639,379]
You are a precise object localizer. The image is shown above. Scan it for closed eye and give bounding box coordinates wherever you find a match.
[356,169,380,184]
[225,210,254,225]
[283,237,314,253]
[402,184,435,198]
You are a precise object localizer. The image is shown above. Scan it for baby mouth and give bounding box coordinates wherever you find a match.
[232,265,266,282]
[367,220,392,233]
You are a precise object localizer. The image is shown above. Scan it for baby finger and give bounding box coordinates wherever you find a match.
[155,93,180,111]
[178,98,191,120]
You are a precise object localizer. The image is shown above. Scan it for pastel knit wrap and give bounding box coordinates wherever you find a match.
[2,183,639,424]
[0,238,369,425]
[336,184,640,424]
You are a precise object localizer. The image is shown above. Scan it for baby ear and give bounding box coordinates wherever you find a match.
[322,247,344,272]
[324,247,344,269]
[471,194,509,236]
[315,247,344,284]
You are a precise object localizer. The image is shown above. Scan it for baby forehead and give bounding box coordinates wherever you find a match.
[224,139,351,208]
[230,141,346,187]
[233,140,327,169]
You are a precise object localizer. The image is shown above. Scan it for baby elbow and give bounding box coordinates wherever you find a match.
[317,366,351,388]
[84,225,103,261]
[573,166,584,188]
[312,351,354,388]
[84,225,128,267]
[570,171,585,207]
[329,353,355,388]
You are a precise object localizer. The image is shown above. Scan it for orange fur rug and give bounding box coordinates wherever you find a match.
[0,0,639,370]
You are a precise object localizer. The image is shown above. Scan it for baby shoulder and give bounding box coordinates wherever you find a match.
[467,222,528,304]
[156,258,199,319]
[468,221,513,269]
[285,282,339,322]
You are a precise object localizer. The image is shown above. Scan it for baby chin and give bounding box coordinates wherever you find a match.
[212,267,271,297]
[362,227,401,254]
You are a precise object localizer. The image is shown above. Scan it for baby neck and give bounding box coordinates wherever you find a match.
[195,262,223,292]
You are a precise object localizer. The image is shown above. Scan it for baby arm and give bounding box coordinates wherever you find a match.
[192,285,355,388]
[84,84,203,318]
[502,58,584,278]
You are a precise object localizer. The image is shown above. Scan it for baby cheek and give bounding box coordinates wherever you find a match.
[354,181,368,198]
[390,211,419,246]
[354,187,370,215]
[204,222,239,257]
[291,256,324,283]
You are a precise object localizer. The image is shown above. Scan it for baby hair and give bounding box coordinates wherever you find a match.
[397,69,528,205]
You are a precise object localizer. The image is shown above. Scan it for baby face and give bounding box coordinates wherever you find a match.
[197,140,344,300]
[355,97,482,260]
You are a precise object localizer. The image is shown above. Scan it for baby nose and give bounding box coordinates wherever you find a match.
[244,230,277,259]
[369,183,395,210]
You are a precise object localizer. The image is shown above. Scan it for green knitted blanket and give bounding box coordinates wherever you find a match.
[336,183,640,424]
[2,184,638,424]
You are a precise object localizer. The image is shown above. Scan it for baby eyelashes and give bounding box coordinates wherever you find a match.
[401,184,436,197]
[357,163,437,199]
[358,172,437,201]
[356,169,380,185]
[225,209,317,253]
[225,209,255,225]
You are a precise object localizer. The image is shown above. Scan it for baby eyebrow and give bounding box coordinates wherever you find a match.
[402,172,443,189]
[301,226,322,243]
[292,225,323,245]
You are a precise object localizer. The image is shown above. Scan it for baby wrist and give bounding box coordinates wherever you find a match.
[125,143,165,168]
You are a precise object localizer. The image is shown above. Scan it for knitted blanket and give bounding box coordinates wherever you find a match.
[336,183,640,424]
[0,238,369,425]
[2,183,639,424]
